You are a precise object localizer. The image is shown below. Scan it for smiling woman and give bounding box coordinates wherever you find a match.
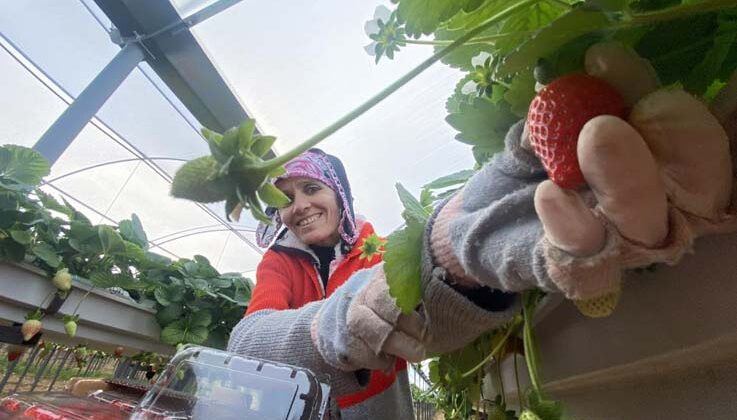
[275,177,342,247]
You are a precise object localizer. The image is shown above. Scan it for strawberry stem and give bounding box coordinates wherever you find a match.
[628,0,735,25]
[254,0,540,171]
[462,317,522,378]
[514,345,523,410]
[72,287,95,316]
[522,291,543,395]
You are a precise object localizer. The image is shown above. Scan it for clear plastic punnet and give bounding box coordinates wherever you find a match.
[130,346,331,420]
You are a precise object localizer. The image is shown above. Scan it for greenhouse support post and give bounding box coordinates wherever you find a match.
[33,42,145,165]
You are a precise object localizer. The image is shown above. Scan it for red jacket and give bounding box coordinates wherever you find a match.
[246,221,406,408]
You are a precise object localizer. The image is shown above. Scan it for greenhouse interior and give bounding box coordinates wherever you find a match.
[1,0,737,419]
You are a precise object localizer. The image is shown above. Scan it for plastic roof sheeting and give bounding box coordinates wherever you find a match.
[0,0,480,277]
[0,1,263,275]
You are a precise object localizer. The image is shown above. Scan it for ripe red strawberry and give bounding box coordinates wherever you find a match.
[6,345,25,362]
[527,73,626,189]
[114,346,124,358]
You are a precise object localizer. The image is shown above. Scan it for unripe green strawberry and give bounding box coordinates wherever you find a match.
[64,320,77,337]
[527,74,625,189]
[63,314,79,338]
[74,345,88,368]
[518,410,542,420]
[486,404,507,420]
[52,268,72,291]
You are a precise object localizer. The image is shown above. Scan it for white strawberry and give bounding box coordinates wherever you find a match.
[52,268,72,291]
[21,310,43,341]
[21,319,42,341]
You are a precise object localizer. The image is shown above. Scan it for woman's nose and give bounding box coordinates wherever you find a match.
[292,193,311,213]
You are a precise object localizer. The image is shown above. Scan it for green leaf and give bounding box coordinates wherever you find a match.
[0,145,50,186]
[118,214,149,249]
[9,229,31,245]
[498,7,617,77]
[190,310,213,328]
[35,190,72,216]
[257,183,291,208]
[423,169,476,190]
[504,69,536,117]
[186,277,210,291]
[89,272,144,290]
[156,303,184,325]
[65,199,91,225]
[445,95,517,163]
[69,221,100,253]
[31,242,60,268]
[395,183,430,226]
[98,225,126,255]
[201,127,223,144]
[206,137,227,164]
[0,191,19,210]
[0,238,25,262]
[238,119,257,150]
[154,287,172,306]
[122,240,147,262]
[204,327,229,350]
[170,156,232,203]
[397,0,489,37]
[528,389,563,420]
[250,135,276,157]
[384,221,424,314]
[634,12,718,88]
[683,11,737,95]
[209,276,233,289]
[491,1,570,55]
[160,320,209,345]
[219,127,240,156]
[629,0,680,12]
[245,192,271,223]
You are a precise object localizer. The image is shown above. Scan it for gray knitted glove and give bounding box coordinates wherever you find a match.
[311,264,426,372]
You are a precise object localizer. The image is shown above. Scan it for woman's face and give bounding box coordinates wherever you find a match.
[276,177,341,247]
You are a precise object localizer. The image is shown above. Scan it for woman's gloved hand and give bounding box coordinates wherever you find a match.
[311,265,427,372]
[534,42,737,304]
[428,41,737,314]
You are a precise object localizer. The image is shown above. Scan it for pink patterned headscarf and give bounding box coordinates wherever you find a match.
[256,149,358,247]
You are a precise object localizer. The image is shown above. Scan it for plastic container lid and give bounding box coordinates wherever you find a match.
[131,346,331,420]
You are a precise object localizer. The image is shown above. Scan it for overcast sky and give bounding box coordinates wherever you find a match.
[0,0,477,275]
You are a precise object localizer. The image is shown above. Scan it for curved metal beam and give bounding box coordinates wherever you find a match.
[153,227,257,247]
[42,157,188,185]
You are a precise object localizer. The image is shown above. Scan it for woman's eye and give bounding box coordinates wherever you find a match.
[305,185,320,194]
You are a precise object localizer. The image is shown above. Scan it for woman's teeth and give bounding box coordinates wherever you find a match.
[298,214,321,227]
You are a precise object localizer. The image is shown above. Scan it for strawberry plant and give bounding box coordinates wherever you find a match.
[0,145,254,350]
[358,0,737,417]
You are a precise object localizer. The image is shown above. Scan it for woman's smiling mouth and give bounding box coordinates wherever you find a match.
[297,213,323,227]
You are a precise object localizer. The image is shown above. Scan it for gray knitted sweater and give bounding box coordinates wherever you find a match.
[227,121,553,418]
